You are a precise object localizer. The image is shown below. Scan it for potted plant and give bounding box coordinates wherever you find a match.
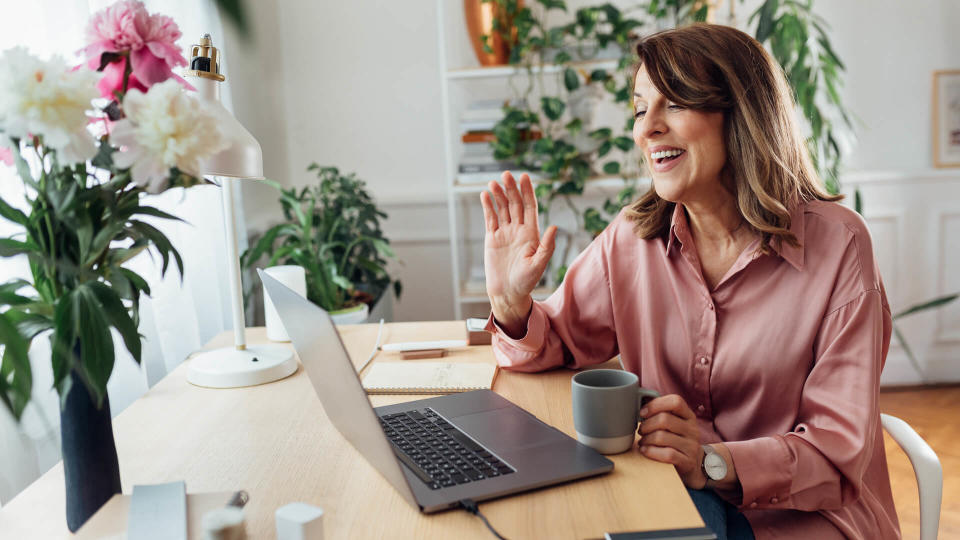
[0,0,229,531]
[241,164,401,324]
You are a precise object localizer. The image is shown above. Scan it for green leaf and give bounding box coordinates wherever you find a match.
[120,268,150,297]
[589,128,612,140]
[565,118,582,134]
[612,136,634,151]
[87,281,141,364]
[0,238,38,257]
[893,294,960,320]
[371,238,396,260]
[563,67,580,91]
[0,194,28,226]
[755,0,779,43]
[589,69,609,82]
[541,97,565,121]
[553,50,572,64]
[597,140,612,157]
[583,207,608,236]
[854,188,862,215]
[603,161,621,175]
[72,285,116,406]
[0,311,31,420]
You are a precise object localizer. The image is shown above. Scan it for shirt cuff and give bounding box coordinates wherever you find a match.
[726,436,794,510]
[484,305,557,371]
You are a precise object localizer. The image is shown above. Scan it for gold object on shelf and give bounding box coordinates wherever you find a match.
[463,0,523,66]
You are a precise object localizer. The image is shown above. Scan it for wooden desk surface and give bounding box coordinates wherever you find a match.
[0,322,702,539]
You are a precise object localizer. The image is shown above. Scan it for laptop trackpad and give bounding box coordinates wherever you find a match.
[452,407,567,452]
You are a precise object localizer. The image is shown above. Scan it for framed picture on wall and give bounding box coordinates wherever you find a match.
[933,70,960,167]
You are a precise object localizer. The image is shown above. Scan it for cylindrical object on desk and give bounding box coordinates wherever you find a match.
[276,502,324,540]
[263,265,308,342]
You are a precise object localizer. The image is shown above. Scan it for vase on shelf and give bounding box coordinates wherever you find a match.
[463,0,523,66]
[60,367,121,532]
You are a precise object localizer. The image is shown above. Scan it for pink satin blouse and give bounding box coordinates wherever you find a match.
[485,200,900,539]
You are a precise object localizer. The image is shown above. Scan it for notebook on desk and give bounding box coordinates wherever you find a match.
[361,362,498,394]
[260,269,613,514]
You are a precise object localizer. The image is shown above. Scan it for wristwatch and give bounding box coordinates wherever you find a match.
[701,445,728,487]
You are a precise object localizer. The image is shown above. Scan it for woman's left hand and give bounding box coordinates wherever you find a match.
[637,394,707,489]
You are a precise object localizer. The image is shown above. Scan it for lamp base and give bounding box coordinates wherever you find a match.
[186,344,298,388]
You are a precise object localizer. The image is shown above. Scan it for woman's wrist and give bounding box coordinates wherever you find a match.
[490,295,533,339]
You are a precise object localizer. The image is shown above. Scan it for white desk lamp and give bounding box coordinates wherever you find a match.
[183,34,297,388]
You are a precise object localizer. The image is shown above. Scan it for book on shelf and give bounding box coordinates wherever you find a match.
[457,170,542,185]
[461,130,541,144]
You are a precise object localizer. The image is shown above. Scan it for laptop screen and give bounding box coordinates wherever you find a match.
[258,270,418,508]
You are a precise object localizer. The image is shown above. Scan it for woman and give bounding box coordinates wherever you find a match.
[480,24,900,540]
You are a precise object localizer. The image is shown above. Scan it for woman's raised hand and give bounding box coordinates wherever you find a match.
[480,172,557,337]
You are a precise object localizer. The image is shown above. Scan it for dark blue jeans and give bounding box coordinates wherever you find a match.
[687,488,755,540]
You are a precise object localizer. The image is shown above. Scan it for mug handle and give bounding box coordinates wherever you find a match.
[636,388,660,422]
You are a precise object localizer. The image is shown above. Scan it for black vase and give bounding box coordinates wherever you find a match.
[60,368,121,532]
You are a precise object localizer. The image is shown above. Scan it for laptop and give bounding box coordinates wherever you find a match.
[259,269,613,513]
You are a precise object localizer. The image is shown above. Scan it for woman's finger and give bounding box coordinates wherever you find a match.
[641,394,696,421]
[519,173,539,229]
[638,411,698,438]
[638,444,688,467]
[638,430,700,461]
[480,191,499,233]
[503,172,524,225]
[534,225,557,267]
[489,179,511,225]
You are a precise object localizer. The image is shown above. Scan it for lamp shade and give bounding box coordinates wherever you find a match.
[192,77,263,179]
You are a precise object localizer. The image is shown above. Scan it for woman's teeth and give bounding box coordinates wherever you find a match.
[652,149,684,163]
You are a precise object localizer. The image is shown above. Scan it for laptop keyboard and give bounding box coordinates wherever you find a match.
[378,407,515,490]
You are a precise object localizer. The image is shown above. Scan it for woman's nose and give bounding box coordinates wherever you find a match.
[636,110,667,143]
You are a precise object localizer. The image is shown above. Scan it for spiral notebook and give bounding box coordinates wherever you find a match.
[361,362,499,394]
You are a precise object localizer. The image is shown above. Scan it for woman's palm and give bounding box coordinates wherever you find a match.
[481,173,556,304]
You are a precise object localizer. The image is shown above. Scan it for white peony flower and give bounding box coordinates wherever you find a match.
[0,47,99,163]
[111,79,228,192]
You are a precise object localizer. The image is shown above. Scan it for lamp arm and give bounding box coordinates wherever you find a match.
[221,176,247,350]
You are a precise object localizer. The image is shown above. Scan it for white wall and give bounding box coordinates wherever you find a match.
[225,1,960,382]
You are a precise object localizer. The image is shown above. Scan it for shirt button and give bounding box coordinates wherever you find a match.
[699,356,709,365]
[697,404,705,413]
[708,304,715,311]
[770,497,779,504]
[750,502,758,509]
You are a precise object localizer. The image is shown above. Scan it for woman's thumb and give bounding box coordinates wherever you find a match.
[535,225,557,265]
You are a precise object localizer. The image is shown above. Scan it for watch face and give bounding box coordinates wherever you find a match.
[704,452,727,480]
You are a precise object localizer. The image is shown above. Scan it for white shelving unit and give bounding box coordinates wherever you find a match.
[436,1,645,319]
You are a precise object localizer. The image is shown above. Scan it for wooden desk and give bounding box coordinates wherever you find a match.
[0,322,702,538]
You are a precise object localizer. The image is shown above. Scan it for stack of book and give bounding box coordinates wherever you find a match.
[458,99,538,181]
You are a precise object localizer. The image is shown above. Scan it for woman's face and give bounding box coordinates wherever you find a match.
[632,66,727,205]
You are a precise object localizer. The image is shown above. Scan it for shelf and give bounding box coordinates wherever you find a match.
[452,174,647,194]
[460,285,556,304]
[446,58,619,80]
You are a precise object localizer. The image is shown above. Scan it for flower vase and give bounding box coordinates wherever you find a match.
[60,367,121,532]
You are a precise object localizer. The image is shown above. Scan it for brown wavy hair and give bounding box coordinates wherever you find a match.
[626,23,841,252]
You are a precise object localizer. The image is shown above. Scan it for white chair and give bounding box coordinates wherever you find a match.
[881,413,943,540]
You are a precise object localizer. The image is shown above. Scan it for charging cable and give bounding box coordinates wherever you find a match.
[460,499,508,540]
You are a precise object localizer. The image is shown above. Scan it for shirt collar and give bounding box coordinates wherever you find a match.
[665,201,806,270]
[768,201,805,270]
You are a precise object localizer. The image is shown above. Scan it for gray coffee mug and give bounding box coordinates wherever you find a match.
[571,369,660,454]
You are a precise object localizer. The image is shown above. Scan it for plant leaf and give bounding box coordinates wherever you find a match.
[893,294,960,319]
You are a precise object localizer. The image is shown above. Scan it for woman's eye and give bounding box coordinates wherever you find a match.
[634,110,647,118]
[668,104,685,110]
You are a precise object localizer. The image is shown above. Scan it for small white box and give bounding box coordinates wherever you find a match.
[275,502,324,540]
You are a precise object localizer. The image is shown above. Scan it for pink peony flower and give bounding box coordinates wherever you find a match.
[79,1,193,98]
[0,146,13,167]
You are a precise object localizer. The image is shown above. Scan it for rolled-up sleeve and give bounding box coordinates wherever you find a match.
[726,283,891,511]
[485,223,620,373]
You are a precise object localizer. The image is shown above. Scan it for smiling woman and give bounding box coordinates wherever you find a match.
[481,24,901,540]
